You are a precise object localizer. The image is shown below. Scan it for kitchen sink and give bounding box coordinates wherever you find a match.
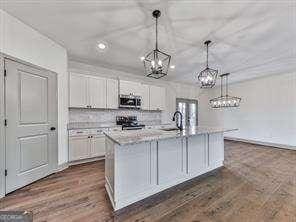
[161,127,180,131]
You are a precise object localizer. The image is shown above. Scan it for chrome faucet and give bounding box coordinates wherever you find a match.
[172,111,183,130]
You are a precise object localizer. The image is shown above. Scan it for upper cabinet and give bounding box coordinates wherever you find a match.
[88,76,106,109]
[70,73,88,108]
[150,85,166,110]
[107,78,119,109]
[69,73,118,109]
[141,84,150,110]
[70,73,165,111]
[119,80,142,96]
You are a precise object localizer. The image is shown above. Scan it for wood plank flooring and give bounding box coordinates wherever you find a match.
[0,140,295,222]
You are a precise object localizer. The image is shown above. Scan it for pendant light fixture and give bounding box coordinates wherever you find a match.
[197,40,218,88]
[210,73,241,108]
[143,10,171,79]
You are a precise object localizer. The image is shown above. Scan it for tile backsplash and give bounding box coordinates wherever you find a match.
[69,108,162,125]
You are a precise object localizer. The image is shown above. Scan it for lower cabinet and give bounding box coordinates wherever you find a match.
[91,136,106,157]
[69,136,91,161]
[69,135,105,161]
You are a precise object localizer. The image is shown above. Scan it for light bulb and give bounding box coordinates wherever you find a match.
[151,60,155,68]
[158,60,162,66]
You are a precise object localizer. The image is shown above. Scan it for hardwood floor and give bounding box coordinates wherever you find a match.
[0,140,295,222]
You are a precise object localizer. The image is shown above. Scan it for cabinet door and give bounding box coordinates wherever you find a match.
[141,84,150,110]
[150,85,166,110]
[119,80,141,96]
[69,136,91,161]
[107,78,118,109]
[89,76,106,108]
[91,136,105,157]
[70,73,88,108]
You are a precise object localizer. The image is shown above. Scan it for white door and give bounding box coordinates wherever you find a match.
[106,78,118,109]
[88,76,106,108]
[69,73,88,108]
[91,136,105,157]
[5,59,58,193]
[69,136,91,161]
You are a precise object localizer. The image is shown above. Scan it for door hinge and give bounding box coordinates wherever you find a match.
[5,169,7,176]
[4,119,7,126]
[4,69,7,77]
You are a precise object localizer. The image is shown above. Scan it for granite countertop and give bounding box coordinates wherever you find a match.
[104,126,238,146]
[67,122,173,130]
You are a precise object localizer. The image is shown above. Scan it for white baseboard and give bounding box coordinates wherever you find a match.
[225,137,296,151]
[54,162,69,173]
[69,156,104,166]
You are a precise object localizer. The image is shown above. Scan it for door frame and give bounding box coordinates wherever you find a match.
[0,53,59,197]
[176,98,199,126]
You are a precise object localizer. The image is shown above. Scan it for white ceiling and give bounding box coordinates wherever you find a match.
[1,0,296,84]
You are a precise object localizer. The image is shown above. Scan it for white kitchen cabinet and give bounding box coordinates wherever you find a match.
[70,73,119,109]
[119,80,142,96]
[141,84,150,110]
[91,136,105,157]
[149,85,166,110]
[69,136,91,161]
[70,73,88,108]
[89,76,107,108]
[107,78,119,109]
[69,128,110,162]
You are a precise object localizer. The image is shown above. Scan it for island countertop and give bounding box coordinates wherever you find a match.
[104,126,237,146]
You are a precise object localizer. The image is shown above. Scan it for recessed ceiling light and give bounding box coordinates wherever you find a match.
[98,43,106,50]
[170,65,175,69]
[140,56,145,61]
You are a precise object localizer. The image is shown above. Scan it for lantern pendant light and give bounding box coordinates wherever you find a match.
[197,40,218,88]
[210,73,241,108]
[143,10,171,79]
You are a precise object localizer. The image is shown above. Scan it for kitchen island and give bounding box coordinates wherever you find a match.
[104,126,236,210]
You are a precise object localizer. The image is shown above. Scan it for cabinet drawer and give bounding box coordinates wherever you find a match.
[69,129,89,136]
[89,128,108,135]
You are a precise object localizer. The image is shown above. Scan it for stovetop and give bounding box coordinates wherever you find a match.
[116,116,145,130]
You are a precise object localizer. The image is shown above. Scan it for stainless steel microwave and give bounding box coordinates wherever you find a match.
[119,94,141,109]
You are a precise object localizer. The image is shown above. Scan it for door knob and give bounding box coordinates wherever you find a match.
[50,127,56,131]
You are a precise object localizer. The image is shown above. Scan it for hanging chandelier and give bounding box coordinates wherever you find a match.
[143,10,171,79]
[210,73,241,108]
[197,40,218,88]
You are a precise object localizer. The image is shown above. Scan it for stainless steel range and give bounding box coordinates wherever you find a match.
[116,116,145,130]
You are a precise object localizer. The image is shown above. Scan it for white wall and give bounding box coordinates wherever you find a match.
[0,9,69,167]
[200,72,296,149]
[69,61,201,124]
